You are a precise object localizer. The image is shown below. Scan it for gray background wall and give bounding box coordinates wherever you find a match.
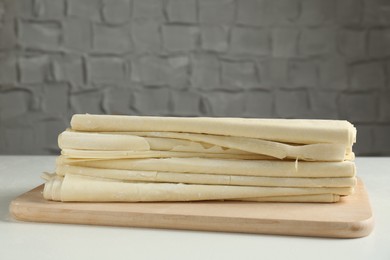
[0,0,389,155]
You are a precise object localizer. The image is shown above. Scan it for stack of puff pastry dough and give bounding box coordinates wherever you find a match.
[43,114,357,203]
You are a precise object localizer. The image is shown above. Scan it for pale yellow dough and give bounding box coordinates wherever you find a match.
[56,165,357,188]
[61,149,271,160]
[145,137,250,154]
[58,131,150,151]
[97,131,349,161]
[57,157,356,178]
[42,115,358,203]
[64,130,349,161]
[43,174,341,202]
[71,114,356,146]
[43,174,353,202]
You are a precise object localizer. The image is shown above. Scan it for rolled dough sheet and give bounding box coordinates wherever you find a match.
[57,157,356,178]
[60,149,272,160]
[64,130,349,161]
[145,137,251,154]
[43,174,353,202]
[71,114,356,146]
[56,165,357,188]
[58,131,150,151]
[94,131,349,161]
[59,129,251,154]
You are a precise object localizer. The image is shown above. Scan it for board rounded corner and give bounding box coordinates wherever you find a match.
[346,214,375,238]
[9,199,23,221]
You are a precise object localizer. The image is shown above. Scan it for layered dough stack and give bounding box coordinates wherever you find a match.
[43,114,357,203]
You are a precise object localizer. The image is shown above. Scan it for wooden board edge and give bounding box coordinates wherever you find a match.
[9,202,374,238]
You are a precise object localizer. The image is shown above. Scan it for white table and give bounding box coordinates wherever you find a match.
[0,156,389,260]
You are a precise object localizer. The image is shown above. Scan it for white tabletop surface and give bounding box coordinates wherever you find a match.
[0,156,389,260]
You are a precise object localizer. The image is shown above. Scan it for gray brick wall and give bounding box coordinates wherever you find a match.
[0,0,390,155]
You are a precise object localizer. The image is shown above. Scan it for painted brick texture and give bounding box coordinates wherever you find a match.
[0,0,390,155]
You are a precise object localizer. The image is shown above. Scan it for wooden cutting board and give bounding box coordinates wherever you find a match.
[9,179,373,238]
